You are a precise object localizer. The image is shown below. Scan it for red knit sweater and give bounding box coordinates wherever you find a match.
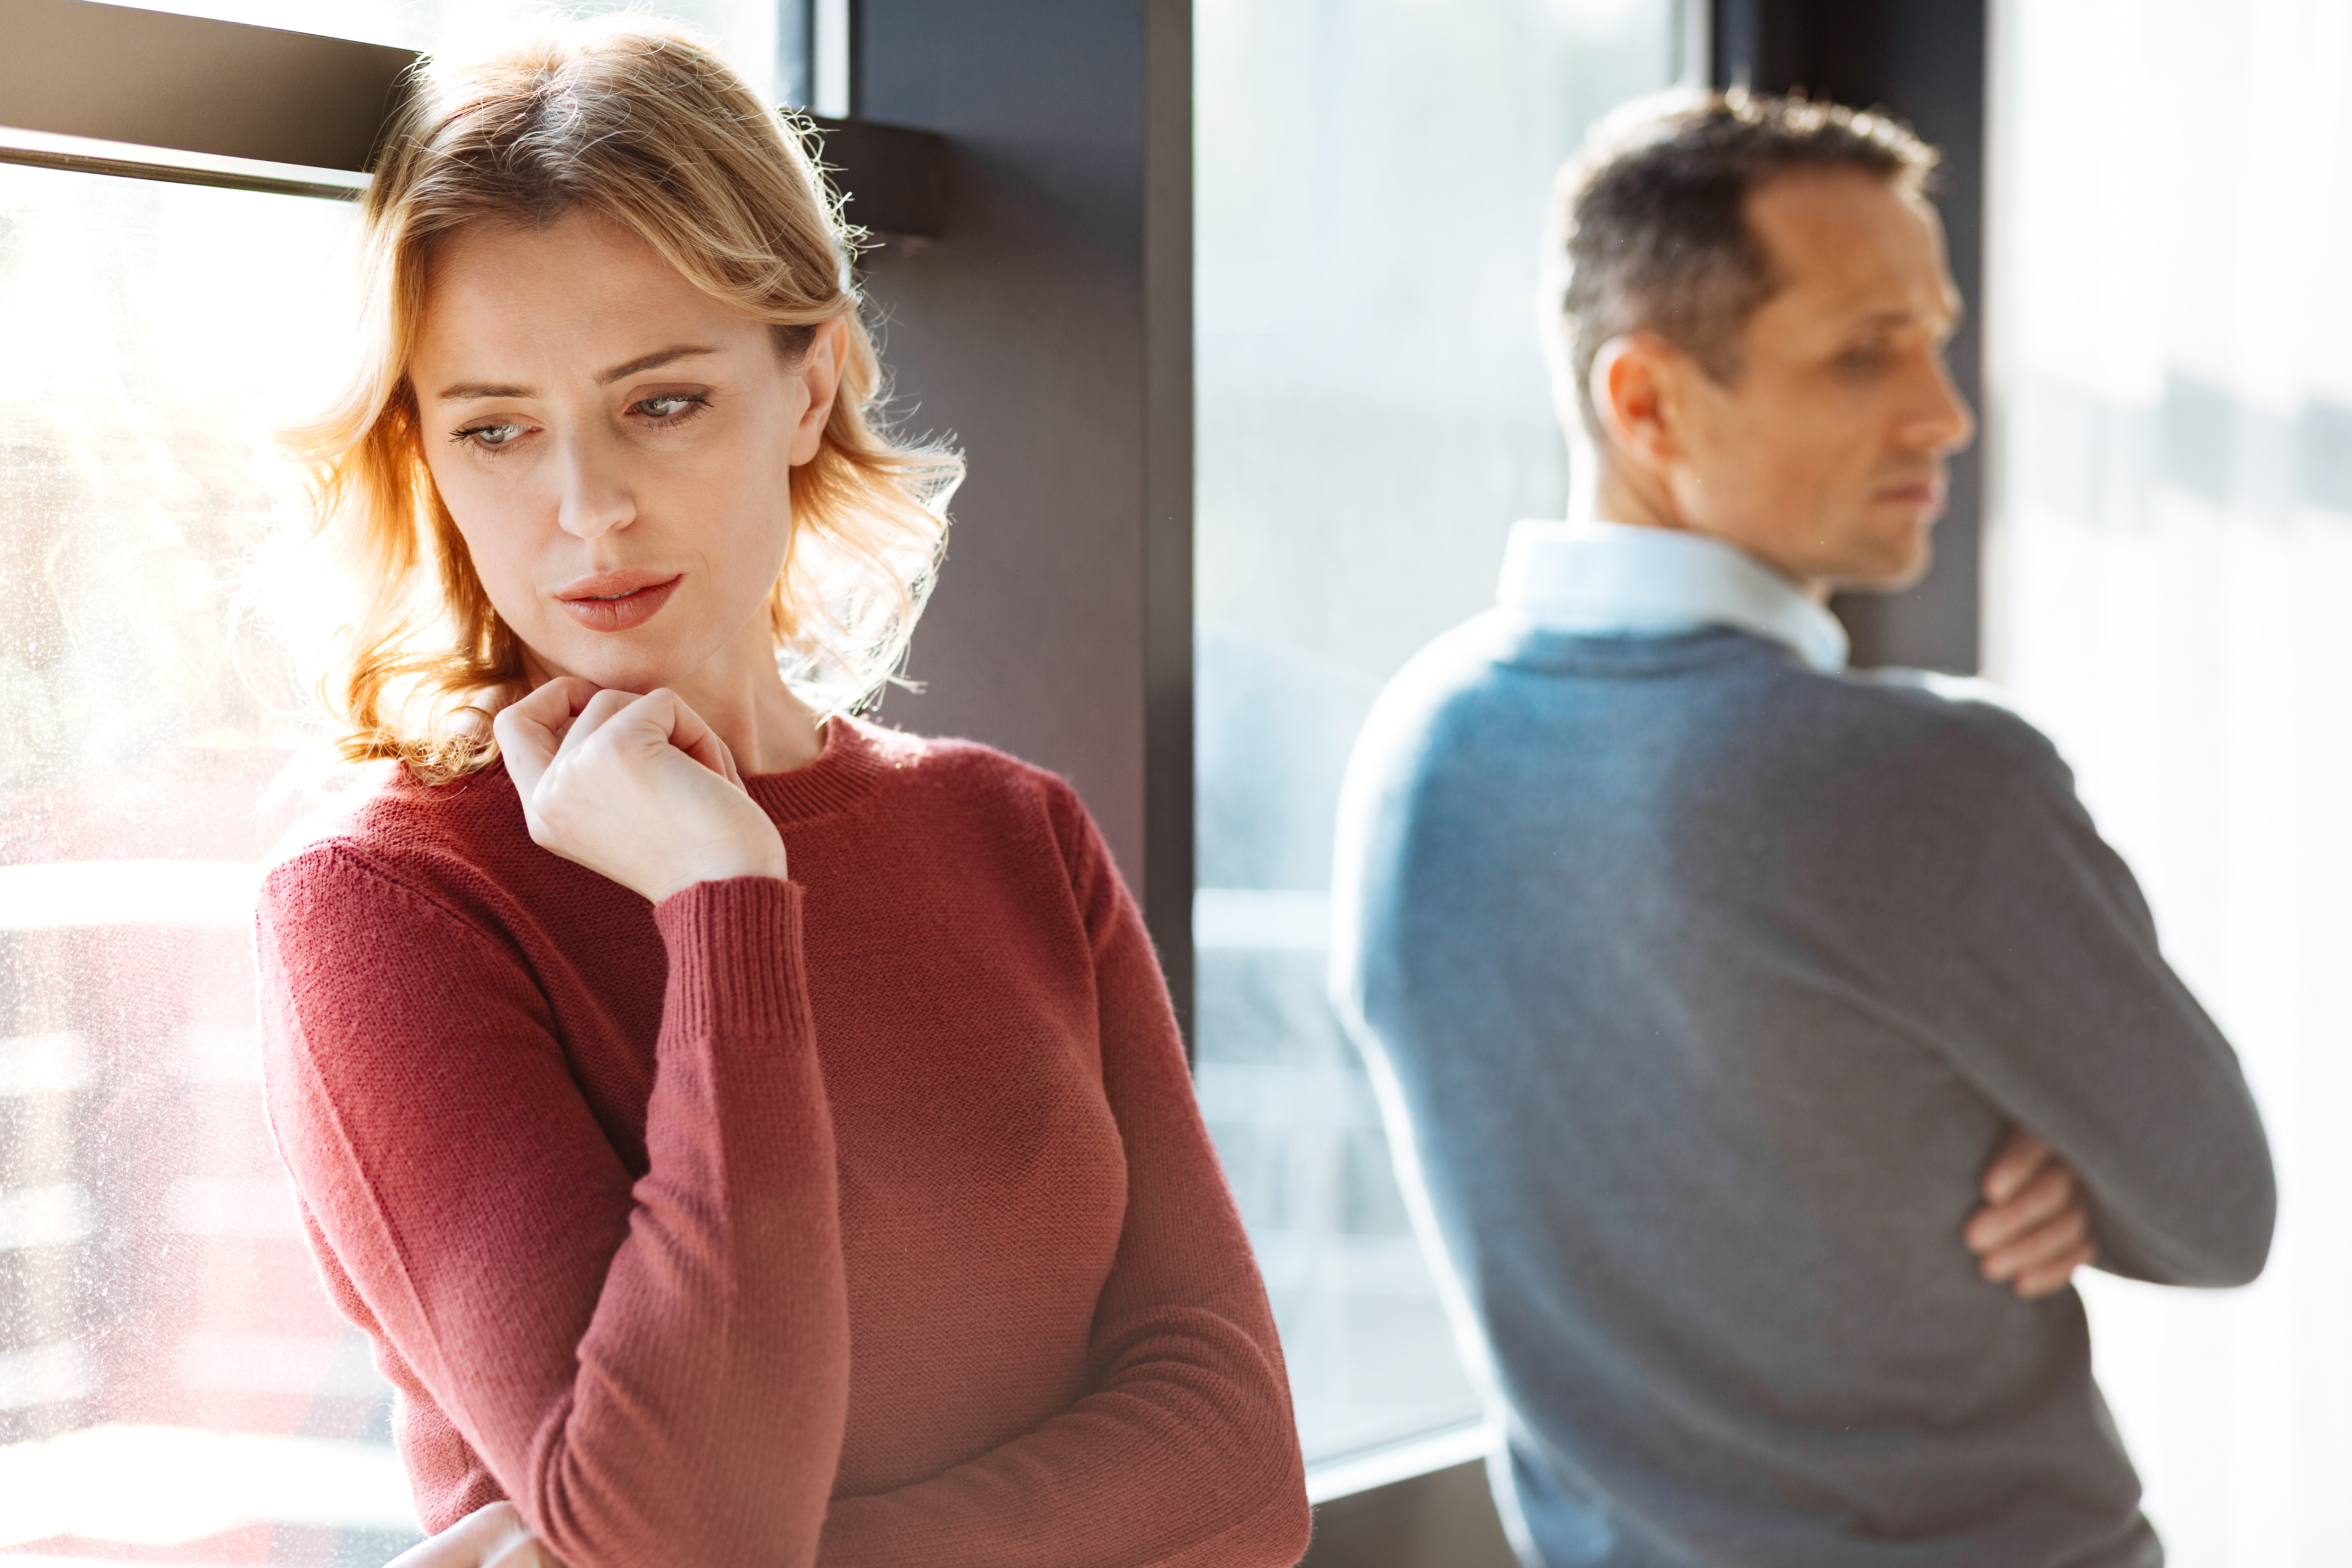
[257,719,1310,1568]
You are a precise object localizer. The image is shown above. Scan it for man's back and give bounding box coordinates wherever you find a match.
[1330,614,2274,1568]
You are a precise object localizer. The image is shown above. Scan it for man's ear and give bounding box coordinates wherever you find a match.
[788,316,850,467]
[1587,332,1686,478]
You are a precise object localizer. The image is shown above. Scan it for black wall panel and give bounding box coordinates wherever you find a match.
[850,0,1195,1033]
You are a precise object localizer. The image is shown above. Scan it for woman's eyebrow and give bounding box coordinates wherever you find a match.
[434,344,723,403]
[437,378,533,403]
[601,343,722,383]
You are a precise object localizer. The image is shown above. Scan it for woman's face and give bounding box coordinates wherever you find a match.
[410,210,841,697]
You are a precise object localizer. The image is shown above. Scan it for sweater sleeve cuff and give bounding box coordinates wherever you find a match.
[651,877,806,1044]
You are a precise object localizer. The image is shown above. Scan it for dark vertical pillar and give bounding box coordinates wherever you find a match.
[1141,0,1194,1047]
[850,0,1195,1039]
[775,0,813,109]
[1712,0,1987,674]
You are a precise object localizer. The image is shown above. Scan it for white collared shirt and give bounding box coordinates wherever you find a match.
[1493,519,1850,675]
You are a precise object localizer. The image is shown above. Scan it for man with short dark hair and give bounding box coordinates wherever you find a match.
[1330,93,2275,1567]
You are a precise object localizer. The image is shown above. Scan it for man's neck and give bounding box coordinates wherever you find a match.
[1584,461,1831,604]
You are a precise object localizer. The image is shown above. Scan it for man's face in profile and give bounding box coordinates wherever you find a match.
[1662,169,1975,591]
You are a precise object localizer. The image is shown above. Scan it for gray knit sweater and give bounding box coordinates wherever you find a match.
[1329,616,2275,1568]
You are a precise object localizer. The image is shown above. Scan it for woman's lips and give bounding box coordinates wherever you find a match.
[555,572,684,633]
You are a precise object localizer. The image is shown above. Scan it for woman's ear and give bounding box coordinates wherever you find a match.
[788,316,849,466]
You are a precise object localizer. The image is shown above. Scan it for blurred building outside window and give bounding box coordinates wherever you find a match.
[1193,0,1682,1473]
[1988,2,2352,1561]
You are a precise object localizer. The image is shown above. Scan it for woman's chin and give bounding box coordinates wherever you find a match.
[527,637,703,699]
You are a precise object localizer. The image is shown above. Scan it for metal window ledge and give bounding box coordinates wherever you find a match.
[1305,1420,1494,1505]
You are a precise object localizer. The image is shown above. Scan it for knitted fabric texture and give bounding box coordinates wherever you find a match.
[258,718,1310,1568]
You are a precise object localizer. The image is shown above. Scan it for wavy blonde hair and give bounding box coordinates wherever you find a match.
[280,16,960,782]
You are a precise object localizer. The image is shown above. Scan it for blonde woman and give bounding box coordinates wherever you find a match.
[258,20,1310,1568]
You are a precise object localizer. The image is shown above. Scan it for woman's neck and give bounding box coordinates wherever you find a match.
[672,664,825,776]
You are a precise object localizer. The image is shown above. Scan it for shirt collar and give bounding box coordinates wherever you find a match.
[1494,519,1850,675]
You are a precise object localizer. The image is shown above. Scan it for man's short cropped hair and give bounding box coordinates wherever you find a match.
[1542,90,1937,441]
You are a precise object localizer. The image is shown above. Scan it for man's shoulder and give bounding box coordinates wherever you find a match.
[1344,612,1547,785]
[1348,622,2090,832]
[1356,615,2065,778]
[1819,666,2072,791]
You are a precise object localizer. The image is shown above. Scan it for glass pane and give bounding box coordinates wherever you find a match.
[1989,1,2349,1561]
[0,167,416,1561]
[1194,0,1680,1465]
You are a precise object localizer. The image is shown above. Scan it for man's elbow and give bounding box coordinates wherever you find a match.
[2196,1131,2281,1286]
[2110,1165,2277,1289]
[2203,1165,2279,1287]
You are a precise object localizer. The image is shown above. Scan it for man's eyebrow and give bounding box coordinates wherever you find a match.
[433,345,722,403]
[1845,300,1966,338]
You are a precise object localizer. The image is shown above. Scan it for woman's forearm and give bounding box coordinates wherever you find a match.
[263,857,849,1568]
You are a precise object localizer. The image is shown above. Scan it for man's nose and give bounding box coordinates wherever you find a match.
[555,430,636,542]
[1904,349,1976,454]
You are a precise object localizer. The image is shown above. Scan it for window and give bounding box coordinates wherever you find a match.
[0,9,834,1556]
[0,160,412,1557]
[1989,1,2349,1558]
[1193,0,1682,1472]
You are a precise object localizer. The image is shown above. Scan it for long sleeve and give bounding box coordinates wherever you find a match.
[259,850,849,1568]
[814,788,1312,1568]
[1918,721,2276,1287]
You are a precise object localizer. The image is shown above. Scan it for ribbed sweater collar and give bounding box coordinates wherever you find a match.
[744,716,902,824]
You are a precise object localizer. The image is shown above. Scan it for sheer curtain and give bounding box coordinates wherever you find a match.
[1987,2,2352,1560]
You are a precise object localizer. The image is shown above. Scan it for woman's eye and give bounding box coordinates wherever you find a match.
[457,423,528,449]
[634,394,706,421]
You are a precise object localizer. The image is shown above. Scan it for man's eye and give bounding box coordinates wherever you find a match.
[1838,346,1887,374]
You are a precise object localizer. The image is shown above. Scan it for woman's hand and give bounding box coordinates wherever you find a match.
[494,677,788,903]
[1965,1128,2098,1300]
[386,1502,564,1568]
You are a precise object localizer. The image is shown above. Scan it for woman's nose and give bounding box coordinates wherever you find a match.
[555,430,636,541]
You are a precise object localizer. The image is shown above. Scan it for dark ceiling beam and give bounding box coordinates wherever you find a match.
[0,0,414,171]
[0,0,944,236]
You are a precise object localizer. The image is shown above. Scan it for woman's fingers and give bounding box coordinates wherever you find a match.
[639,688,741,782]
[494,678,601,800]
[493,682,785,900]
[557,687,643,756]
